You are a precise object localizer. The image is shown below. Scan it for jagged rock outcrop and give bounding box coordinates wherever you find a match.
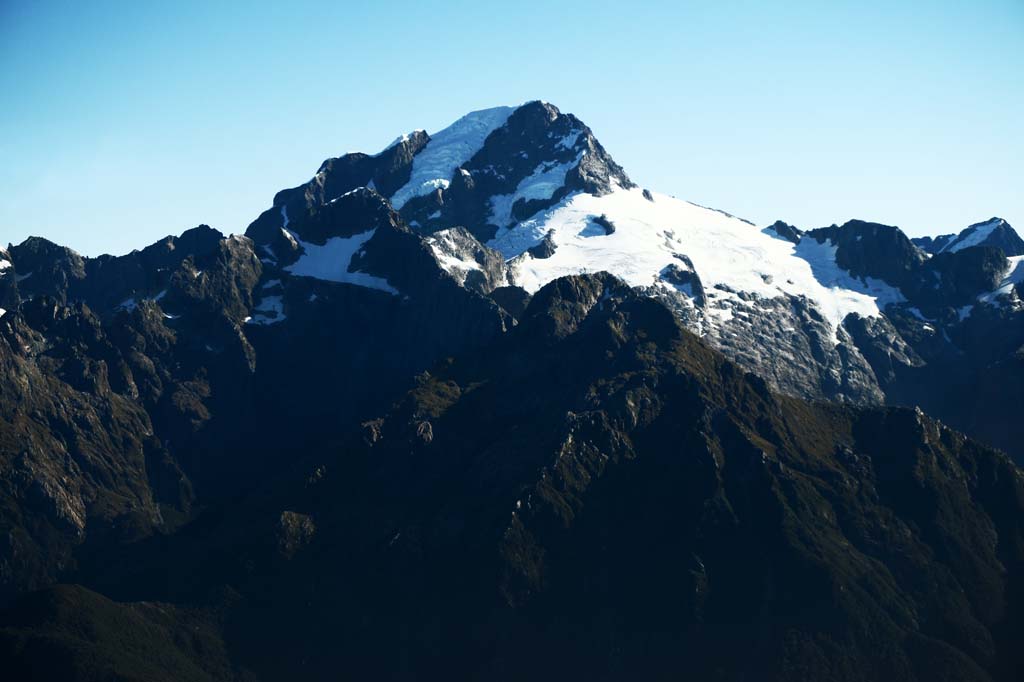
[805,220,926,291]
[764,219,803,243]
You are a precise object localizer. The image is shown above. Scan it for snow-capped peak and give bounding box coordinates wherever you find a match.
[939,217,1008,254]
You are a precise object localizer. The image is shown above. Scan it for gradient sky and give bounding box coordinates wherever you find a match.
[2,0,1021,256]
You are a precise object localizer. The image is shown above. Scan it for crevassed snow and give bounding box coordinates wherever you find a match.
[489,187,905,344]
[978,255,1024,304]
[388,106,515,210]
[940,218,1005,253]
[285,230,398,295]
[489,154,580,228]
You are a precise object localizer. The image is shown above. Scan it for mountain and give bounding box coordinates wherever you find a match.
[1,100,1023,681]
[242,101,1024,460]
[913,218,1024,257]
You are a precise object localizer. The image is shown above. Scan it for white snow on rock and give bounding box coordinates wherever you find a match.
[0,308,6,318]
[246,295,286,325]
[557,129,582,150]
[115,289,171,314]
[793,235,907,327]
[489,154,581,229]
[940,218,1006,253]
[377,130,424,156]
[285,230,398,295]
[388,106,515,210]
[978,255,1024,304]
[425,229,482,286]
[488,187,905,344]
[0,259,10,271]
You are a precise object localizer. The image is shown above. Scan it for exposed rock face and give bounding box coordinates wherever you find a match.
[10,226,227,312]
[488,285,531,320]
[657,258,706,307]
[526,230,558,259]
[0,299,182,602]
[7,237,87,305]
[912,246,1010,307]
[423,226,509,293]
[245,130,430,243]
[764,219,803,243]
[912,232,956,254]
[805,220,926,291]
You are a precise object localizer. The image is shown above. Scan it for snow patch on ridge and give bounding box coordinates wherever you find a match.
[389,106,515,210]
[285,230,398,295]
[940,218,1006,254]
[978,255,1024,304]
[247,295,286,325]
[557,129,582,150]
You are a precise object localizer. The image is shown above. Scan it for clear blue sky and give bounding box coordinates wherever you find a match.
[2,0,1021,256]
